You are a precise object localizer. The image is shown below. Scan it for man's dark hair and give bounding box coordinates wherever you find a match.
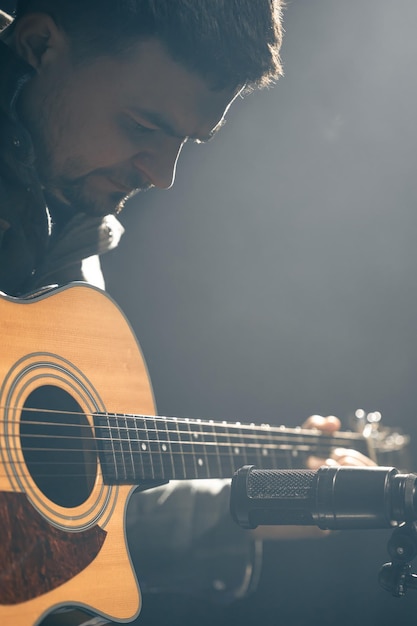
[14,0,284,90]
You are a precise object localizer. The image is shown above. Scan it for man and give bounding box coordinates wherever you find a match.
[0,2,374,625]
[0,0,284,295]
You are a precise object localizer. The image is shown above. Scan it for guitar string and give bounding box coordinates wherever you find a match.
[0,445,369,479]
[0,426,349,445]
[0,438,341,455]
[0,444,324,479]
[0,434,359,460]
[0,445,370,479]
[0,405,364,431]
[0,437,323,478]
[0,405,364,443]
[0,419,350,476]
[0,468,304,479]
[0,439,365,481]
[0,406,367,480]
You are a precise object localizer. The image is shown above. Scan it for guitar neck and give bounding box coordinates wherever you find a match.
[94,413,371,484]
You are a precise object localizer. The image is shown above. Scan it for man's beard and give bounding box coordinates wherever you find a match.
[45,171,151,217]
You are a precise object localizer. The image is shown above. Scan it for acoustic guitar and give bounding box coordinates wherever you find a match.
[0,283,408,625]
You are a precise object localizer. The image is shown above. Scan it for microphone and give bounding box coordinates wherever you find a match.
[230,465,417,530]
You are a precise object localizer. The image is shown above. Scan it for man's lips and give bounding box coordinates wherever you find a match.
[108,177,133,193]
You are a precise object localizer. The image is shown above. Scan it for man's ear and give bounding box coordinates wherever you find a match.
[13,13,67,71]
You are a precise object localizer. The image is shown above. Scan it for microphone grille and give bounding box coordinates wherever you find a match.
[247,468,317,499]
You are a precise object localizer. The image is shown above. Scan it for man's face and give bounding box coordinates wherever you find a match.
[18,33,238,216]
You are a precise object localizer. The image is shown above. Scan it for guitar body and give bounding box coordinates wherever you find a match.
[0,283,156,625]
[0,283,409,625]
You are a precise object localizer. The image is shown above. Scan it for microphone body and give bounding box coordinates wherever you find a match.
[230,465,417,530]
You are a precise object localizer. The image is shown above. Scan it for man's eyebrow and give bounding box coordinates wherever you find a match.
[129,107,226,143]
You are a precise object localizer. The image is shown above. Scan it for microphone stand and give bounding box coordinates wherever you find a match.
[379,522,417,596]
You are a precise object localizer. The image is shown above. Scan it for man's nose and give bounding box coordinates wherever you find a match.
[132,136,186,190]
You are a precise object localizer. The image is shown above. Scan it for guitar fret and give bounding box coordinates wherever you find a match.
[233,423,264,468]
[259,425,276,467]
[146,417,164,480]
[130,414,146,479]
[105,413,118,481]
[166,418,187,479]
[230,423,249,472]
[113,416,125,479]
[184,418,200,478]
[288,431,308,469]
[204,420,222,477]
[217,422,235,476]
[266,426,279,468]
[94,414,124,483]
[134,415,154,479]
[155,418,175,479]
[119,415,135,481]
[195,419,210,478]
[250,424,264,468]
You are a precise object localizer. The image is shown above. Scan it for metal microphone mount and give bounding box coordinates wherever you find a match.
[379,522,417,596]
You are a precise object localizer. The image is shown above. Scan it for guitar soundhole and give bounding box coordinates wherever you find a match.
[20,385,96,508]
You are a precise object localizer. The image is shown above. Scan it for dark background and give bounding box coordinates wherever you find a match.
[107,2,417,624]
[3,1,417,624]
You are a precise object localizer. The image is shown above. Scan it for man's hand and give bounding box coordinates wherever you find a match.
[302,414,377,469]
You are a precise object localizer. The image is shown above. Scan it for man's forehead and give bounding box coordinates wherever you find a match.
[120,38,241,140]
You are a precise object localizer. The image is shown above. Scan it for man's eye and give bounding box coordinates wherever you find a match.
[131,119,156,134]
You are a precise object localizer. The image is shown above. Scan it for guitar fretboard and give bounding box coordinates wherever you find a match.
[93,413,370,484]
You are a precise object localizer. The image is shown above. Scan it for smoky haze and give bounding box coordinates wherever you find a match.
[103,1,417,623]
